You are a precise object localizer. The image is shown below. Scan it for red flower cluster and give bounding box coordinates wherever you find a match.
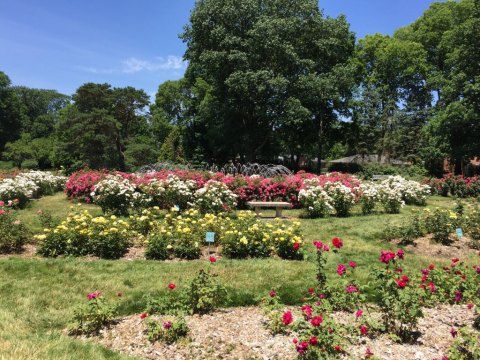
[395,275,409,288]
[379,251,396,264]
[313,240,329,252]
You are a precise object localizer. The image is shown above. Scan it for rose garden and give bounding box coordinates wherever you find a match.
[2,0,480,358]
[0,169,479,359]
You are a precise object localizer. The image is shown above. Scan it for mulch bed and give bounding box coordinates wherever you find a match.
[81,304,477,360]
[391,234,480,260]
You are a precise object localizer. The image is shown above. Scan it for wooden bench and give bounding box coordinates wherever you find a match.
[372,174,389,181]
[246,201,292,218]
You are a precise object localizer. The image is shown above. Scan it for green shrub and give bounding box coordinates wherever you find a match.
[425,209,459,244]
[188,269,226,315]
[447,327,480,360]
[145,233,170,260]
[146,316,188,344]
[21,159,38,170]
[68,292,118,336]
[0,210,29,253]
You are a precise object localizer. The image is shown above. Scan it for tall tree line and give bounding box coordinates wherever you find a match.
[1,0,478,174]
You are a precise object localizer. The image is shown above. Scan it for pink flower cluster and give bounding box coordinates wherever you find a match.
[64,169,360,208]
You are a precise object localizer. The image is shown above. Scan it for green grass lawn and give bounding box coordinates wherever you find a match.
[0,194,471,359]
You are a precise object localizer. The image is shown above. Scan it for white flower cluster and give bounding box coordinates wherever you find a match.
[17,171,67,196]
[298,184,334,218]
[191,180,237,213]
[91,175,149,214]
[0,171,67,207]
[140,174,198,209]
[324,181,357,216]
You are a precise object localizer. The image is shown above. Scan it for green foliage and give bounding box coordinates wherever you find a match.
[188,268,226,315]
[144,233,169,260]
[446,327,480,360]
[181,0,355,163]
[424,208,459,244]
[54,83,149,172]
[145,316,188,344]
[0,210,29,253]
[370,256,423,340]
[68,293,118,336]
[37,209,61,229]
[158,126,184,163]
[0,71,26,153]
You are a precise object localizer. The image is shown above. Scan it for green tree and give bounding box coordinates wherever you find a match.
[3,134,34,168]
[0,71,25,152]
[396,0,479,173]
[158,127,185,163]
[353,34,431,162]
[54,83,150,171]
[54,105,120,171]
[13,86,69,138]
[181,0,355,167]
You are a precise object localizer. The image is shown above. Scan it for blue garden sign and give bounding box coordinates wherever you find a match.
[456,228,463,239]
[205,232,215,243]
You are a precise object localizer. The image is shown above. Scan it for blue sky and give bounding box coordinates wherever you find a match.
[0,0,443,98]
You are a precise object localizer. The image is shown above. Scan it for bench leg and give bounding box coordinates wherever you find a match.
[275,207,282,218]
[255,207,260,216]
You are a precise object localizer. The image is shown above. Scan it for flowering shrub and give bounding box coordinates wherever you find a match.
[377,177,406,214]
[0,204,29,253]
[140,174,197,210]
[425,208,460,244]
[370,249,423,339]
[324,182,357,217]
[298,181,334,218]
[17,171,66,196]
[91,175,149,215]
[446,327,480,359]
[191,180,237,213]
[145,209,222,260]
[36,209,132,259]
[145,316,188,344]
[358,183,379,215]
[418,259,480,307]
[188,268,226,315]
[68,292,118,336]
[221,212,304,259]
[425,175,480,198]
[0,177,38,208]
[65,169,108,202]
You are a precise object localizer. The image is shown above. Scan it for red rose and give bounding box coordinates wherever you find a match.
[168,283,176,290]
[293,242,300,251]
[309,336,318,346]
[348,261,357,268]
[337,264,347,276]
[379,251,396,264]
[269,290,277,298]
[310,316,323,327]
[140,312,148,319]
[360,324,368,336]
[332,237,343,249]
[209,256,217,263]
[282,310,293,325]
[428,264,435,270]
[397,249,405,260]
[355,309,363,318]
